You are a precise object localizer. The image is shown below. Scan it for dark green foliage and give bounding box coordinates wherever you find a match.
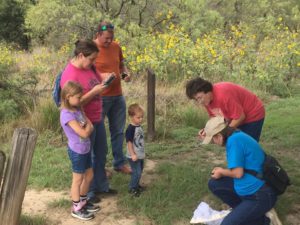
[0,0,29,48]
[0,86,37,123]
[38,102,60,132]
[0,48,38,123]
[0,98,20,121]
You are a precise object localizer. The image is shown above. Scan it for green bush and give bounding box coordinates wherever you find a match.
[33,99,60,132]
[179,105,208,128]
[0,42,38,123]
[124,23,300,97]
[0,99,20,121]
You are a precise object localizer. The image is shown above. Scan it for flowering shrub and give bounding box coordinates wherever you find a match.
[0,43,15,69]
[0,43,20,121]
[122,21,300,96]
[0,42,38,122]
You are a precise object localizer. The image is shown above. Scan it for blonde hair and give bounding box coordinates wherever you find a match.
[60,81,83,110]
[128,103,144,117]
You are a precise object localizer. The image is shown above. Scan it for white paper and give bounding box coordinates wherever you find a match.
[190,202,230,225]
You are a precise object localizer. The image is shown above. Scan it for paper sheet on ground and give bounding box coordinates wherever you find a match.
[190,202,230,225]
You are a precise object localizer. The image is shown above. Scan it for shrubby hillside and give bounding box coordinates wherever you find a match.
[0,0,300,133]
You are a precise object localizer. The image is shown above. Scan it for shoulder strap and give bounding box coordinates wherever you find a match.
[244,152,266,179]
[244,168,263,179]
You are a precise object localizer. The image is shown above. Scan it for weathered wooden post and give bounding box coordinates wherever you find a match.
[147,69,155,141]
[0,128,38,225]
[0,151,5,191]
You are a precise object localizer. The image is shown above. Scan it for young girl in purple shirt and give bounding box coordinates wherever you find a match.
[60,81,100,220]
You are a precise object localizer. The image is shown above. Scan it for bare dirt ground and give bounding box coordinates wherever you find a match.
[22,159,157,225]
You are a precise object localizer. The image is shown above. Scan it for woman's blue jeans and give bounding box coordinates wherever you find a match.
[101,95,127,169]
[128,159,144,190]
[238,118,264,142]
[88,121,109,198]
[208,177,277,225]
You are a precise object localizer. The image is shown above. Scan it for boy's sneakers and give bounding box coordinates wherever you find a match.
[129,188,141,197]
[96,188,118,196]
[71,208,94,221]
[138,185,146,192]
[88,196,101,204]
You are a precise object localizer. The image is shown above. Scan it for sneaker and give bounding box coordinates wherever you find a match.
[114,165,132,174]
[97,188,118,196]
[265,208,282,225]
[138,185,146,192]
[87,196,101,204]
[129,188,141,197]
[83,201,101,213]
[71,208,94,221]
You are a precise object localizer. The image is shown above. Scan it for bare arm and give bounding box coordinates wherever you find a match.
[198,128,206,140]
[80,84,106,106]
[228,112,246,128]
[84,116,94,132]
[68,119,94,139]
[120,61,131,82]
[211,167,244,179]
[127,141,138,161]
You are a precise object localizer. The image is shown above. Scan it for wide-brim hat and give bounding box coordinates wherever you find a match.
[202,117,226,144]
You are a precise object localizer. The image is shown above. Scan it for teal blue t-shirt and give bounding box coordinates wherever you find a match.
[226,131,265,196]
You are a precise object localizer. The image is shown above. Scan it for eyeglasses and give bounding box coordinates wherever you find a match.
[99,24,114,31]
[193,95,205,104]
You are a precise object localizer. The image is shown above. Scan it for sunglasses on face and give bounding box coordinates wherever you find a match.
[99,24,114,31]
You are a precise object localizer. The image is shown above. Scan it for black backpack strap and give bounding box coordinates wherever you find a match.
[244,152,266,180]
[244,168,264,179]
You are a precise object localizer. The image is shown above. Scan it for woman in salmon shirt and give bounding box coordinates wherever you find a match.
[186,77,265,142]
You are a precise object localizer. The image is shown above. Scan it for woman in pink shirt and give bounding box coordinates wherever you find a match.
[60,40,116,204]
[186,77,265,142]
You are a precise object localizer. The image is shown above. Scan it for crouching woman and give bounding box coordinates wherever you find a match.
[202,117,277,225]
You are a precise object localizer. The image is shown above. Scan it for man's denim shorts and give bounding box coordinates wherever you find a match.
[67,148,92,174]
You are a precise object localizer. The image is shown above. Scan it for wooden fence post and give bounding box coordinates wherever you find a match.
[147,69,155,141]
[0,151,5,191]
[0,128,38,225]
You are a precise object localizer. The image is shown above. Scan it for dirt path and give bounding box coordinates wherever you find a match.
[22,159,157,225]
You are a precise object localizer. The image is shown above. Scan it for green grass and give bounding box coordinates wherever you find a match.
[115,160,212,225]
[20,214,50,225]
[117,97,300,225]
[260,97,300,221]
[146,127,199,159]
[23,97,300,225]
[28,131,71,190]
[47,198,70,209]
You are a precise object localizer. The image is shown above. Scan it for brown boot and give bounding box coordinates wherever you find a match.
[114,165,132,174]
